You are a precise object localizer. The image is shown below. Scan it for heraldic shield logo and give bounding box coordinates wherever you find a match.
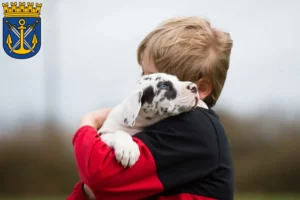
[2,2,42,59]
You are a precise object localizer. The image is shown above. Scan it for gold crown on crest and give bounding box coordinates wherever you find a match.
[2,2,42,17]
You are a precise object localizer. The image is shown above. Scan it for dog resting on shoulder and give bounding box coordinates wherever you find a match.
[98,73,204,168]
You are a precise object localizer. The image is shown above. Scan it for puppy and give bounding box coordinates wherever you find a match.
[98,73,205,168]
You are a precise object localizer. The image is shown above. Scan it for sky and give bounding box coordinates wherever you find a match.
[0,0,299,130]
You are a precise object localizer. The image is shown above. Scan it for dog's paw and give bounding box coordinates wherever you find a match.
[113,131,140,168]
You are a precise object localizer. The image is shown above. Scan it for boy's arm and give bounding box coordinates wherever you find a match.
[70,117,218,200]
[71,125,164,200]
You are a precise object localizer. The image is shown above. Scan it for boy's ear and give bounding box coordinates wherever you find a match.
[122,89,143,127]
[196,78,212,100]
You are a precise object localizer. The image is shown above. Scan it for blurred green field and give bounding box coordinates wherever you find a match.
[1,194,300,200]
[235,194,300,200]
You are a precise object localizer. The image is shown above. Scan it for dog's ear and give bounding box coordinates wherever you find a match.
[122,89,143,127]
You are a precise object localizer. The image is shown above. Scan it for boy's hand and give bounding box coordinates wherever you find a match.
[78,108,112,130]
[83,184,96,200]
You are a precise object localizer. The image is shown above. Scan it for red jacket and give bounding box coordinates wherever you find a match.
[67,108,234,200]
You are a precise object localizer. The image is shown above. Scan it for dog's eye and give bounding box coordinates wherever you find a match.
[161,82,169,89]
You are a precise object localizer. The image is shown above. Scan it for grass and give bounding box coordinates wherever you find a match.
[0,194,300,200]
[235,193,300,200]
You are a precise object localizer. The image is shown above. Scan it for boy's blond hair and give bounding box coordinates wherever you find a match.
[137,17,233,107]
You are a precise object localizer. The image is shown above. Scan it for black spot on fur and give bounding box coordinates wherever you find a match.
[155,102,158,109]
[143,108,148,113]
[132,115,135,118]
[155,77,161,81]
[124,118,128,124]
[164,81,177,100]
[138,92,142,103]
[159,97,164,102]
[141,86,155,105]
[157,81,163,88]
[144,77,152,80]
[178,106,187,113]
[156,81,163,96]
[145,117,152,120]
[157,81,177,100]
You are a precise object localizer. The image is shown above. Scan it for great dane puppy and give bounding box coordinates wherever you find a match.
[99,73,205,168]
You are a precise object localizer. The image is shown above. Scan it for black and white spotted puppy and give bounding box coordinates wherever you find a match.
[98,73,206,168]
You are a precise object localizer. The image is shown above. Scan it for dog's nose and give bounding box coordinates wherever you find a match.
[186,83,197,94]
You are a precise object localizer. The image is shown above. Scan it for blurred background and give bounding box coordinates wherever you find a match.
[0,0,299,199]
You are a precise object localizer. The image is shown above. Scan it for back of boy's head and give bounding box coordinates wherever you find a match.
[137,16,233,108]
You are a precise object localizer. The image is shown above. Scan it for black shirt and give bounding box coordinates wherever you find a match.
[134,107,234,200]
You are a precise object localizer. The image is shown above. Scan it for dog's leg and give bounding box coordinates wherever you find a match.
[100,132,115,147]
[100,131,140,168]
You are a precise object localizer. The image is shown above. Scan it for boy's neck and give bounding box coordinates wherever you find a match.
[197,100,208,109]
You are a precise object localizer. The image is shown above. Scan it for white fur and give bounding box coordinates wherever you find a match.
[98,73,206,167]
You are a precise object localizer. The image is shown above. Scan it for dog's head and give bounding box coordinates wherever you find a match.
[122,73,200,127]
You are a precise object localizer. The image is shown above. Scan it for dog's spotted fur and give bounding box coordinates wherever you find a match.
[98,73,202,168]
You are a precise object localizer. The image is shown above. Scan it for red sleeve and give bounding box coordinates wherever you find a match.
[66,181,89,200]
[72,125,163,200]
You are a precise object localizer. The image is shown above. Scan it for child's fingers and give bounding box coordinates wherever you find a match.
[78,108,113,129]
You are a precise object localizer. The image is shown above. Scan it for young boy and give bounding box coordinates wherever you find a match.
[67,16,234,200]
